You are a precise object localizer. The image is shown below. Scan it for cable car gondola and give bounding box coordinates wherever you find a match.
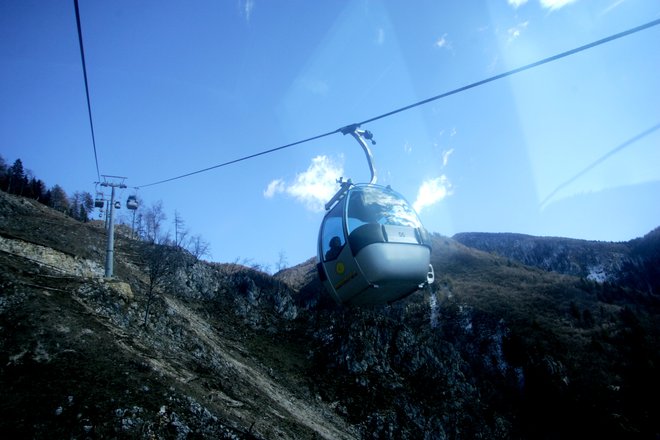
[316,126,434,306]
[94,188,104,208]
[126,195,138,210]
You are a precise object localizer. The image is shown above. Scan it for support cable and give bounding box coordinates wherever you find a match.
[137,130,337,188]
[356,17,660,126]
[136,18,660,189]
[74,0,101,182]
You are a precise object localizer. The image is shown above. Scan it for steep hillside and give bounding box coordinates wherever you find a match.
[0,192,355,439]
[1,190,659,439]
[281,235,660,439]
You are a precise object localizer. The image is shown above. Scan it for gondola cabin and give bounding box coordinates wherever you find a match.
[126,195,138,210]
[94,193,104,208]
[317,183,433,306]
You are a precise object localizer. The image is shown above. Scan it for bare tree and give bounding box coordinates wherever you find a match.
[275,250,289,272]
[171,210,210,260]
[132,212,144,240]
[143,201,167,244]
[49,184,69,213]
[141,243,184,327]
[173,210,188,248]
[187,234,211,260]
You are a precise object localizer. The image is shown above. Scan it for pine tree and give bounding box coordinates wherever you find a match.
[0,155,7,191]
[26,177,45,201]
[7,159,26,195]
[70,191,94,222]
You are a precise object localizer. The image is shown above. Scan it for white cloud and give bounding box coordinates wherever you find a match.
[263,179,285,198]
[539,0,577,10]
[508,0,529,8]
[413,176,453,213]
[442,149,454,167]
[507,21,529,43]
[435,33,452,50]
[264,155,343,212]
[600,0,625,15]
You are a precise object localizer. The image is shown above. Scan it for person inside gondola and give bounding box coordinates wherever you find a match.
[325,236,342,260]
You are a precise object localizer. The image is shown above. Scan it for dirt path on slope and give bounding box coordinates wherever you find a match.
[163,296,358,440]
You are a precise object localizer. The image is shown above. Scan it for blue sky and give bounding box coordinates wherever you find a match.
[2,0,659,269]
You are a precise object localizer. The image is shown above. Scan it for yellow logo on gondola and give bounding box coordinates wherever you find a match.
[335,261,345,275]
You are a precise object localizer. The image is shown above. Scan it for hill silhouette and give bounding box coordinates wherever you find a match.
[1,190,658,439]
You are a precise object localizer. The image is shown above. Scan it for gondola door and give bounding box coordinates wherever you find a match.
[318,195,370,304]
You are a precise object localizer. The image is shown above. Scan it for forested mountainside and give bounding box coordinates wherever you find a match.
[453,230,660,294]
[1,189,659,439]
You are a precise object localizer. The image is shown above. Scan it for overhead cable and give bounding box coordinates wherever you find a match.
[137,18,660,189]
[137,130,337,188]
[356,17,660,126]
[540,121,660,208]
[74,0,101,182]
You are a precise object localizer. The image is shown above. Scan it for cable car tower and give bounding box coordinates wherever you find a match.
[317,126,434,306]
[100,175,127,278]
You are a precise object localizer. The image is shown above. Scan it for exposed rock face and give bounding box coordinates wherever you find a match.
[0,235,104,277]
[1,190,659,439]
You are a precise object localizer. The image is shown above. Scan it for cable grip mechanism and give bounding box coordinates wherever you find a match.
[339,124,377,185]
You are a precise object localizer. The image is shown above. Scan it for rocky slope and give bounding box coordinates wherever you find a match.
[1,190,659,439]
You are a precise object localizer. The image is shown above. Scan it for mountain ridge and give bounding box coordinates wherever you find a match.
[453,229,660,294]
